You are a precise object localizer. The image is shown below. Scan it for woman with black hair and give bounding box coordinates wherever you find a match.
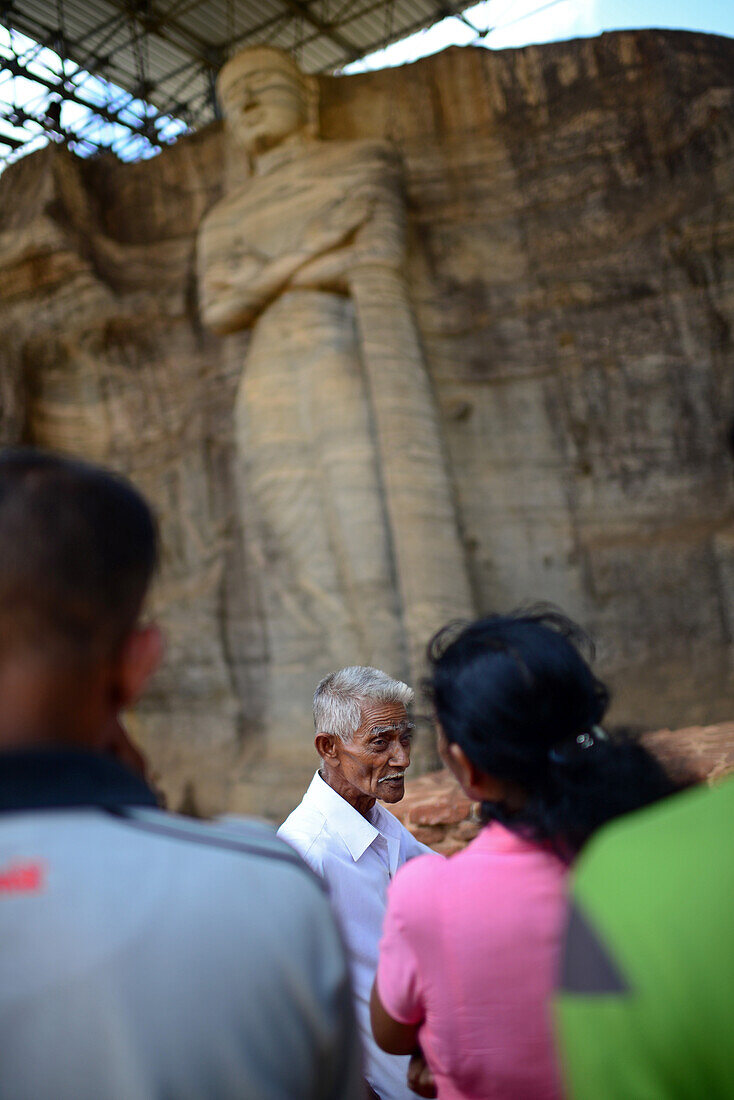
[370,609,686,1100]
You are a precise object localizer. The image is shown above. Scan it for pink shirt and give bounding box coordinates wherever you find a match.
[376,824,567,1100]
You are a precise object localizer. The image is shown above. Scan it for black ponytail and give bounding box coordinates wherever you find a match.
[425,608,688,859]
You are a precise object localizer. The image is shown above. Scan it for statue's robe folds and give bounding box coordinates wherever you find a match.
[199,142,410,750]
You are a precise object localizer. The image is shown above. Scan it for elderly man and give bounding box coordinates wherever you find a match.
[278,667,433,1100]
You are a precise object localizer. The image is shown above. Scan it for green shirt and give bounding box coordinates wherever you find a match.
[555,777,734,1098]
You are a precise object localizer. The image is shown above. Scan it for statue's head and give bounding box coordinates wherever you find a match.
[217,47,312,154]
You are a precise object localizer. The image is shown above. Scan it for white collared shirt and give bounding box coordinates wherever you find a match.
[278,772,434,1100]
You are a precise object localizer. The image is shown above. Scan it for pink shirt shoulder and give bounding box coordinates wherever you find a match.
[376,824,568,1100]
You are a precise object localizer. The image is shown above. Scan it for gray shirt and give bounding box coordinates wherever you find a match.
[0,750,363,1100]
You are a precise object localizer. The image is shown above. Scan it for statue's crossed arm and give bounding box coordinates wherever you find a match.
[198,187,374,334]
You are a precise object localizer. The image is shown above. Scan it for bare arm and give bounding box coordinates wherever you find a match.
[369,978,420,1056]
[370,982,436,1098]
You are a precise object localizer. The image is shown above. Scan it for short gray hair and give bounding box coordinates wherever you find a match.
[313,666,414,742]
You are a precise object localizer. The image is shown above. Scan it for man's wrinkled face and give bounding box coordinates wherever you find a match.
[333,700,414,804]
[221,62,307,154]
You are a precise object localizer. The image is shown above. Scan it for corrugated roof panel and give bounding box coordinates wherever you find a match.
[10,0,466,81]
[311,43,351,72]
[394,0,444,32]
[183,1,237,42]
[301,40,343,71]
[223,1,292,44]
[2,0,473,167]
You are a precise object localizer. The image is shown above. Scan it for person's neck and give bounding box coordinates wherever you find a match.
[253,130,311,176]
[0,657,105,753]
[319,766,375,819]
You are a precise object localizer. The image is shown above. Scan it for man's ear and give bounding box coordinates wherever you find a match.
[115,623,165,711]
[315,732,340,764]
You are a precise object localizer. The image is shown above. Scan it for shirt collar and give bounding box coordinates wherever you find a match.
[367,801,405,876]
[0,748,159,814]
[306,771,397,863]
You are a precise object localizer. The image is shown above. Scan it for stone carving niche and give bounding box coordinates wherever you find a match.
[0,30,732,820]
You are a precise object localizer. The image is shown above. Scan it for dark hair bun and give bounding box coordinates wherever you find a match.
[426,607,686,856]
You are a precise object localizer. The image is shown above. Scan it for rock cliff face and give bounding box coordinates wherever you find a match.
[0,30,732,819]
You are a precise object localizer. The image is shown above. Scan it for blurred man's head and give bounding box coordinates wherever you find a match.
[0,449,162,758]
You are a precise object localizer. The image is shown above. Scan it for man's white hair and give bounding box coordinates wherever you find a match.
[313,666,414,742]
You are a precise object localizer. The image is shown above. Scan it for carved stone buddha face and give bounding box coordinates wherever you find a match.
[218,48,308,155]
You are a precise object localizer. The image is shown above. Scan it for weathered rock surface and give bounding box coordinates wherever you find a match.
[642,721,734,783]
[0,30,732,819]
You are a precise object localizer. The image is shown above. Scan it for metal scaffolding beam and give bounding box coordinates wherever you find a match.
[0,0,479,168]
